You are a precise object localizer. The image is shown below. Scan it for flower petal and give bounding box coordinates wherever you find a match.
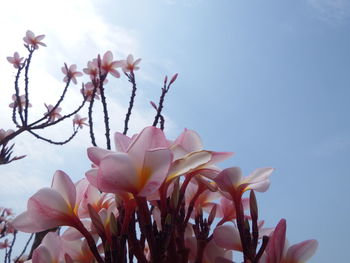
[138,148,172,197]
[51,170,76,210]
[167,151,212,181]
[213,224,242,251]
[114,132,131,152]
[285,239,318,262]
[87,147,113,165]
[97,153,138,194]
[215,167,243,195]
[127,126,169,165]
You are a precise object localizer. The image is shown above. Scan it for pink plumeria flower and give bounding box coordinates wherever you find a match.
[0,129,14,141]
[83,59,99,80]
[260,219,318,263]
[44,104,62,123]
[7,52,24,69]
[61,64,83,85]
[75,179,115,219]
[167,128,233,182]
[122,54,141,73]
[9,94,32,110]
[214,166,274,200]
[12,170,80,233]
[31,232,64,263]
[81,82,101,101]
[23,30,46,50]
[73,114,88,129]
[184,181,221,218]
[100,51,123,78]
[86,126,173,197]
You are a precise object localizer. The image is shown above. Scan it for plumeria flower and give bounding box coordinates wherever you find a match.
[184,181,221,218]
[122,54,141,73]
[0,129,14,141]
[213,220,274,253]
[167,128,233,182]
[23,30,46,50]
[83,59,99,80]
[12,170,80,233]
[73,114,88,129]
[31,232,64,263]
[75,178,115,218]
[61,64,83,84]
[86,126,173,197]
[9,94,32,110]
[260,219,318,263]
[7,52,24,69]
[44,104,62,123]
[81,82,101,101]
[214,166,274,200]
[100,51,123,78]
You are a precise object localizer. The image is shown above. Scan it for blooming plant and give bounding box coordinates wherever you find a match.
[1,31,318,263]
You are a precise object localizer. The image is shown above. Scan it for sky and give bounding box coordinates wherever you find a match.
[1,0,350,262]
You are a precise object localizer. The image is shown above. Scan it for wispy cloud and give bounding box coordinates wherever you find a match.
[307,0,350,25]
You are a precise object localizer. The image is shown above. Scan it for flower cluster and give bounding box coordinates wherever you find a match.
[11,127,318,263]
[4,30,318,263]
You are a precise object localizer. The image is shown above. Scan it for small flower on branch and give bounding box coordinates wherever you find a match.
[6,52,24,69]
[9,95,32,111]
[122,54,141,73]
[81,82,100,101]
[100,51,123,78]
[73,114,88,129]
[83,59,99,80]
[23,30,46,50]
[61,64,83,84]
[44,104,62,123]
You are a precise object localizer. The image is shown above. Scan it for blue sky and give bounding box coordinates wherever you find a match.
[1,0,350,262]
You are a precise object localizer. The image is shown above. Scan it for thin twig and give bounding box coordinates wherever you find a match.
[99,76,111,149]
[24,50,34,124]
[15,233,34,263]
[28,129,78,145]
[123,71,137,135]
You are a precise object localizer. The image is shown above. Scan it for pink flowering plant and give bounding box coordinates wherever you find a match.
[1,31,318,263]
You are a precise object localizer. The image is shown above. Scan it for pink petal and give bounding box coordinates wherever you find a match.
[27,188,74,227]
[138,148,173,197]
[174,129,203,152]
[243,167,274,184]
[114,132,132,152]
[103,51,113,63]
[11,211,46,233]
[167,151,212,181]
[110,69,120,78]
[127,126,169,166]
[97,153,138,194]
[285,239,318,262]
[85,168,99,188]
[87,147,113,165]
[41,232,62,260]
[206,151,234,166]
[215,167,243,194]
[51,170,76,210]
[266,219,287,263]
[213,225,242,251]
[32,246,52,263]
